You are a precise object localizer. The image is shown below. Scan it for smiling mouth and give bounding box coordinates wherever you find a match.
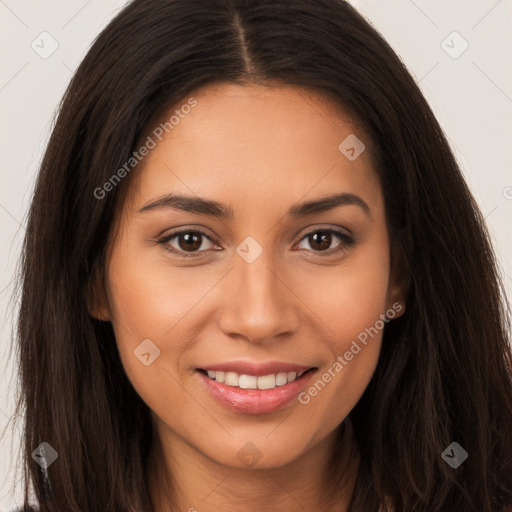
[196,367,316,390]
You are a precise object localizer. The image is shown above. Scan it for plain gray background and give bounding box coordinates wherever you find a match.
[1,0,511,508]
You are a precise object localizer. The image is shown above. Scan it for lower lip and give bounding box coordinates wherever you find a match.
[196,369,316,415]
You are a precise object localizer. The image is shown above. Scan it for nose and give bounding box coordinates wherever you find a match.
[217,247,299,345]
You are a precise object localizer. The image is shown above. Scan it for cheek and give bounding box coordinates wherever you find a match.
[296,237,391,348]
[104,246,209,409]
[106,243,220,348]
[293,236,390,426]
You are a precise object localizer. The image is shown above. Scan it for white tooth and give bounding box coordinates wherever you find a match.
[287,371,297,382]
[257,374,276,390]
[208,370,302,389]
[225,372,239,386]
[239,374,258,389]
[275,372,288,386]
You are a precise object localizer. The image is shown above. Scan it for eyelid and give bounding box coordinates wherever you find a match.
[157,225,354,258]
[294,223,353,239]
[157,227,221,258]
[293,227,354,255]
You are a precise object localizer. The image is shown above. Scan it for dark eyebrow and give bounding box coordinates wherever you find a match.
[137,192,371,218]
[289,192,371,218]
[137,194,234,218]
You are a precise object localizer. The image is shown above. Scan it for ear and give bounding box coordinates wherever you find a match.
[85,265,112,321]
[386,241,409,319]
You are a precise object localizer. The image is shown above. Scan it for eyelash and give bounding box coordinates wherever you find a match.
[156,227,355,259]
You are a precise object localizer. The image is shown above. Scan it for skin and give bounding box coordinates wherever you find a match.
[89,83,406,511]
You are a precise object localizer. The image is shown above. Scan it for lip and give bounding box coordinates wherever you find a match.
[196,366,317,415]
[198,361,312,377]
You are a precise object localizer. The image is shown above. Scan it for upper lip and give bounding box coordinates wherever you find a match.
[198,361,315,377]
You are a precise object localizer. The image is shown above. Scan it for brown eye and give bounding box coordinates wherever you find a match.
[295,228,354,254]
[176,232,203,252]
[307,231,333,251]
[158,230,219,257]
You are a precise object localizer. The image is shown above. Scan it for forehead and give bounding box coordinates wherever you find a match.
[124,83,382,216]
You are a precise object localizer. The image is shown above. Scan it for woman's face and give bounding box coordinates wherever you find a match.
[93,83,404,470]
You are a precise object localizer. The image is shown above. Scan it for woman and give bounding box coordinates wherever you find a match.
[10,0,512,510]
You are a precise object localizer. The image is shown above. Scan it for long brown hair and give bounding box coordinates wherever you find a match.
[9,0,512,510]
